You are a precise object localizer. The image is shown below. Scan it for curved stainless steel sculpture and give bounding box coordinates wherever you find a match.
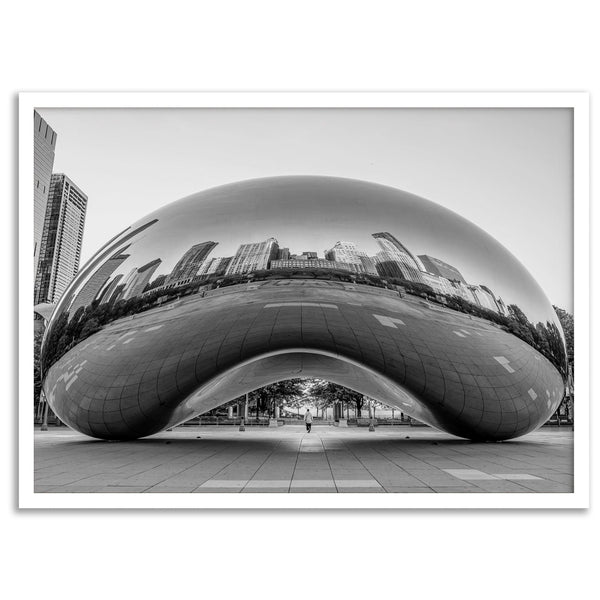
[40,176,567,441]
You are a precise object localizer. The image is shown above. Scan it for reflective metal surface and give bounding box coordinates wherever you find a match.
[41,176,567,440]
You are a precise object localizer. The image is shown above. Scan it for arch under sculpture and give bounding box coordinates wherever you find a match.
[40,176,567,441]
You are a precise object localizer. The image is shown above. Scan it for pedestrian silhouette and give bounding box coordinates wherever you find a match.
[304,409,313,433]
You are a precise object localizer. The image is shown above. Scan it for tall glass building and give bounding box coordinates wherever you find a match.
[418,254,467,283]
[33,111,57,284]
[225,238,279,275]
[372,231,426,284]
[34,173,87,304]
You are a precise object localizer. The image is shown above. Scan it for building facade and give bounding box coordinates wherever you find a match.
[421,271,455,296]
[469,285,501,313]
[120,258,163,301]
[34,174,87,304]
[418,254,466,283]
[372,232,426,284]
[34,111,57,283]
[225,238,279,275]
[166,241,217,285]
[270,258,359,272]
[197,256,232,277]
[325,241,366,270]
[68,250,130,315]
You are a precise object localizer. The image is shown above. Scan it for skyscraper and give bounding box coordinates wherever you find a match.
[372,232,425,284]
[359,255,379,275]
[418,254,466,284]
[120,258,163,300]
[225,238,279,275]
[166,241,217,285]
[325,241,365,271]
[470,285,501,313]
[68,250,130,315]
[197,256,232,277]
[34,174,87,304]
[421,271,455,296]
[33,111,57,282]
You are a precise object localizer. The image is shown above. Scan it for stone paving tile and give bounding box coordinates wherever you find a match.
[35,485,63,493]
[383,487,436,493]
[337,487,385,493]
[193,488,241,493]
[245,480,291,488]
[468,479,531,492]
[290,480,336,488]
[242,488,290,493]
[428,487,487,493]
[34,426,574,494]
[290,488,337,493]
[525,471,574,485]
[511,480,573,493]
[95,486,153,493]
[407,469,475,487]
[144,486,198,493]
[200,479,248,488]
[334,479,382,488]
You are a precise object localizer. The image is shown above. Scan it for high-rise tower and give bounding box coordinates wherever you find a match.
[166,241,217,285]
[34,174,87,304]
[225,238,279,275]
[33,111,57,282]
[372,232,425,284]
[417,254,466,284]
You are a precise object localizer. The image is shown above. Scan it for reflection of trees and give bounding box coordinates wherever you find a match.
[553,306,574,369]
[34,329,43,411]
[41,266,568,378]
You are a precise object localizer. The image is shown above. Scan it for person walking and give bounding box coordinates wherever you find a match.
[304,408,313,433]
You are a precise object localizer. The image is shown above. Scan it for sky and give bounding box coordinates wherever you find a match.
[37,107,574,311]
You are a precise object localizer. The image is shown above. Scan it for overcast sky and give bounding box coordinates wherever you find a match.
[37,107,573,311]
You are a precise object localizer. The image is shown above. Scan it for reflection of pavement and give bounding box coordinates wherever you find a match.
[45,280,564,441]
[34,427,574,493]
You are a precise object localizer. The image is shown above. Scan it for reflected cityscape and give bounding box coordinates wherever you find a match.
[42,225,567,378]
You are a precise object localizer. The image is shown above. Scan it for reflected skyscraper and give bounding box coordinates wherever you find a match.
[418,254,466,284]
[197,256,232,277]
[98,274,123,304]
[325,241,365,271]
[226,238,279,275]
[33,111,57,283]
[166,241,217,285]
[120,258,162,300]
[68,250,130,315]
[470,285,501,312]
[372,232,426,284]
[34,174,87,304]
[271,258,357,272]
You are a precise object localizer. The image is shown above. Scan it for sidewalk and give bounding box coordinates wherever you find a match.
[34,426,574,494]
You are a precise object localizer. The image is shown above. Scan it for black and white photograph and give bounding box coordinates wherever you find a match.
[5,4,598,600]
[21,94,586,508]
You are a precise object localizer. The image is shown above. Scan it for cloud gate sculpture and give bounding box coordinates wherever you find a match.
[40,176,567,441]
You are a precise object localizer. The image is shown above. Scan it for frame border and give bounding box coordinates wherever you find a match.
[19,92,590,509]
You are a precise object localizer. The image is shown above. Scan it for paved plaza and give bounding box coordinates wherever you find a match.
[34,425,574,493]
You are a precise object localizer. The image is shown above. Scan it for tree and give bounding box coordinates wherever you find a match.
[248,379,305,418]
[34,328,44,410]
[553,305,574,367]
[307,379,365,417]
